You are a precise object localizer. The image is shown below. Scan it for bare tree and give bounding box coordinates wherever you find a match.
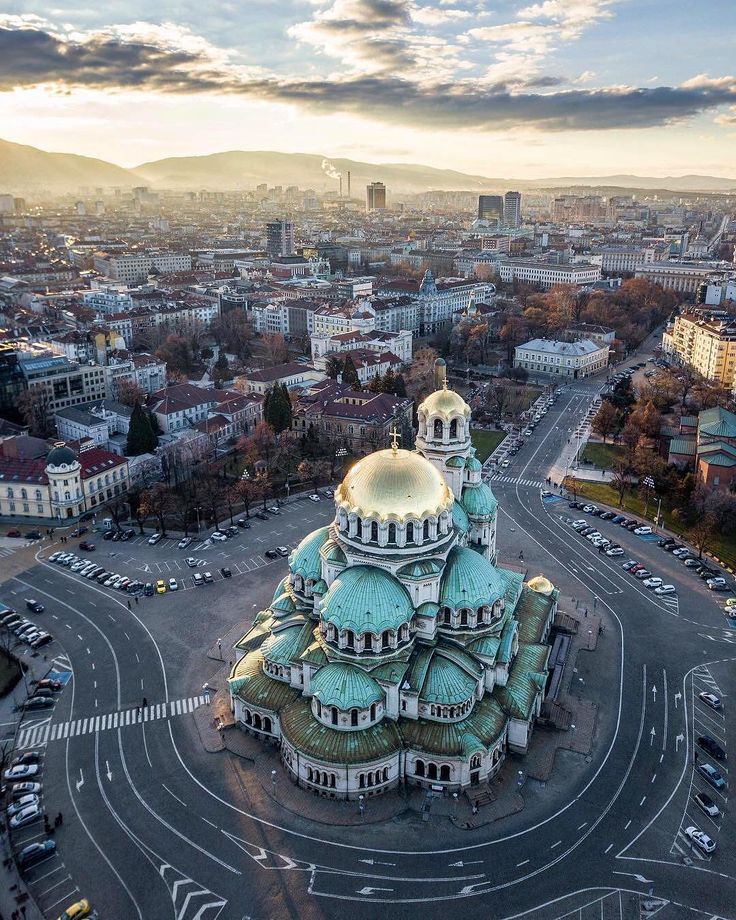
[591,401,618,443]
[139,483,177,536]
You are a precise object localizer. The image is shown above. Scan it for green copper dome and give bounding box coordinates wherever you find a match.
[445,456,465,469]
[321,538,347,566]
[289,526,330,581]
[452,499,470,534]
[465,456,482,472]
[321,565,414,634]
[439,546,505,609]
[461,482,498,519]
[311,662,383,710]
[420,651,479,705]
[261,621,314,666]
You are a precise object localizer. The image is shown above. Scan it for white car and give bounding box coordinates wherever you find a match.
[634,526,652,535]
[148,533,162,545]
[211,532,228,542]
[654,584,676,595]
[178,537,192,549]
[707,577,727,590]
[168,578,179,591]
[48,552,61,562]
[9,804,41,829]
[4,764,39,781]
[501,459,510,468]
[308,494,320,503]
[672,547,690,557]
[6,794,40,817]
[698,692,722,710]
[606,547,625,557]
[684,826,716,854]
[643,577,663,589]
[186,557,199,568]
[586,532,602,541]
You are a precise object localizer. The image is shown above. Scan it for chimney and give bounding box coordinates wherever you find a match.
[347,171,351,197]
[339,176,343,198]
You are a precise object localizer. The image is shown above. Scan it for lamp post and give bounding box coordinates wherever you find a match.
[358,793,365,816]
[642,475,655,519]
[271,769,277,797]
[195,505,203,535]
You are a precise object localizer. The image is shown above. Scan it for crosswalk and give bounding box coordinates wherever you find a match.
[16,695,207,749]
[485,474,544,488]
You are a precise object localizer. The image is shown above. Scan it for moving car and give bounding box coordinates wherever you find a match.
[4,764,39,781]
[698,735,726,760]
[25,531,42,540]
[71,526,88,537]
[155,580,167,595]
[699,692,722,710]
[694,791,720,818]
[697,763,726,790]
[9,804,42,829]
[78,541,95,551]
[6,529,21,538]
[17,839,55,867]
[25,599,44,613]
[148,533,162,545]
[707,577,728,590]
[178,537,192,549]
[684,826,716,854]
[267,506,281,515]
[654,584,676,595]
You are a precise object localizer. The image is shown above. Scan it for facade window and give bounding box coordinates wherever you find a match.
[20,488,27,500]
[371,521,378,542]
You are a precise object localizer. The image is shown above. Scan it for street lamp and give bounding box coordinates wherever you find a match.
[271,769,277,797]
[642,475,655,518]
[358,793,365,816]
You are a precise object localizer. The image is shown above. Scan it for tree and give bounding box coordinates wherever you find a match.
[405,346,439,401]
[591,400,618,443]
[620,422,641,466]
[674,486,736,558]
[610,460,631,507]
[199,473,225,530]
[103,496,129,531]
[486,381,511,421]
[381,367,397,394]
[629,400,661,438]
[155,333,193,374]
[341,355,361,389]
[325,355,343,379]
[139,483,176,536]
[261,332,289,366]
[393,373,407,397]
[116,378,145,408]
[126,403,158,456]
[367,373,384,393]
[17,387,52,437]
[263,383,292,433]
[240,421,278,470]
[213,353,230,388]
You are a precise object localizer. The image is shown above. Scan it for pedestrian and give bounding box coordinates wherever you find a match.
[57,812,63,826]
[127,600,131,610]
[135,596,139,605]
[20,909,25,919]
[472,803,479,815]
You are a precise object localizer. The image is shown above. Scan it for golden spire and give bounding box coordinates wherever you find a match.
[390,426,401,454]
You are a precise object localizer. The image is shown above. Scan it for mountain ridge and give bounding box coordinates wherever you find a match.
[1,138,734,195]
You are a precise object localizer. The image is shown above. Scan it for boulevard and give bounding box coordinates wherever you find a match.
[1,371,734,920]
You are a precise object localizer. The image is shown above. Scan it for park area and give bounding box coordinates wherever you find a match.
[580,442,624,470]
[471,429,507,462]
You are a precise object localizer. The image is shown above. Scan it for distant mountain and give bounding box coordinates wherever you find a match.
[1,138,734,195]
[0,139,141,192]
[134,150,496,194]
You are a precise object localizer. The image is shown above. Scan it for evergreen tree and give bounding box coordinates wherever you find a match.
[264,383,293,433]
[368,374,384,393]
[325,355,343,379]
[393,373,407,397]
[126,402,158,456]
[342,355,361,389]
[382,367,396,393]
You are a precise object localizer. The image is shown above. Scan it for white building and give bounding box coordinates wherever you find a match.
[498,260,601,288]
[83,289,134,316]
[311,328,412,368]
[634,261,730,294]
[93,251,192,284]
[514,338,609,379]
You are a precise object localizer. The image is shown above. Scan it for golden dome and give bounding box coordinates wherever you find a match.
[527,575,555,595]
[419,384,470,419]
[336,448,453,522]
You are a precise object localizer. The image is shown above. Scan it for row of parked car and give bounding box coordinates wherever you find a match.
[0,606,53,656]
[3,752,48,832]
[48,551,147,596]
[655,536,729,591]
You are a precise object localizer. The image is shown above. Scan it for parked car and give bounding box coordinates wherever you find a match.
[226,526,239,537]
[192,573,204,586]
[25,599,44,613]
[255,511,269,521]
[7,794,40,817]
[698,736,726,760]
[658,538,675,547]
[4,764,38,781]
[634,526,653,535]
[186,557,199,568]
[634,569,652,580]
[177,537,192,549]
[236,518,250,529]
[31,633,53,648]
[9,804,42,829]
[144,583,154,597]
[308,494,320,503]
[606,547,625,557]
[36,678,62,691]
[12,751,41,766]
[11,781,41,799]
[267,506,281,515]
[698,762,726,790]
[71,526,88,537]
[654,585,676,595]
[683,557,701,567]
[665,543,684,552]
[203,571,213,583]
[148,533,163,545]
[211,532,228,542]
[220,567,232,578]
[168,578,179,592]
[6,529,21,538]
[622,560,638,570]
[23,697,54,711]
[699,692,722,710]
[684,826,716,854]
[102,530,115,541]
[707,578,728,590]
[265,549,279,559]
[643,577,663,589]
[17,839,55,867]
[24,531,42,540]
[155,580,167,594]
[694,792,720,819]
[55,899,90,920]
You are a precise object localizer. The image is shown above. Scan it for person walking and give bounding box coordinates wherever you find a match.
[135,596,139,606]
[127,600,131,610]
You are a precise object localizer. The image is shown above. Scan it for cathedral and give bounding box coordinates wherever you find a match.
[228,363,558,799]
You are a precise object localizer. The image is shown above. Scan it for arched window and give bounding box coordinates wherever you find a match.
[382,631,390,649]
[371,521,378,542]
[460,609,468,626]
[442,607,451,625]
[263,716,272,733]
[315,699,322,717]
[387,522,396,544]
[359,773,365,788]
[350,709,358,727]
[20,488,27,500]
[356,516,363,537]
[364,633,373,651]
[449,419,457,439]
[35,489,42,501]
[345,629,354,650]
[423,520,430,541]
[470,753,481,770]
[330,774,336,788]
[64,491,71,501]
[406,521,414,542]
[415,759,426,777]
[331,707,338,725]
[370,703,376,720]
[427,763,438,781]
[433,419,443,439]
[440,764,451,781]
[383,767,388,782]
[253,713,262,729]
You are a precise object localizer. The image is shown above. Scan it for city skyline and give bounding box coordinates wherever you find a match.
[0,0,735,179]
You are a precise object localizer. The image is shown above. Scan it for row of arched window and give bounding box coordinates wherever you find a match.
[306,767,336,788]
[242,709,273,734]
[337,511,453,547]
[264,660,288,680]
[439,605,499,629]
[427,699,474,719]
[6,488,43,501]
[314,699,379,726]
[325,622,410,653]
[414,760,452,781]
[358,767,389,788]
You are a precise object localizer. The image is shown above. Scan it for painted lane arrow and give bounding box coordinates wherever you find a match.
[449,861,484,867]
[651,684,657,702]
[649,726,656,746]
[105,760,113,781]
[356,887,394,896]
[75,768,84,792]
[613,871,654,884]
[358,858,396,866]
[674,690,682,708]
[675,732,684,751]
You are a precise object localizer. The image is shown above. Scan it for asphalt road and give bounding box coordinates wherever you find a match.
[0,367,734,919]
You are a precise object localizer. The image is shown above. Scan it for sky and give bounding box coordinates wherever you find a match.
[0,0,735,178]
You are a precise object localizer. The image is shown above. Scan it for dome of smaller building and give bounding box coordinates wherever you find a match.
[311,662,383,710]
[419,386,470,420]
[527,575,555,595]
[289,526,330,581]
[461,482,498,519]
[46,443,77,468]
[321,565,414,634]
[440,546,505,610]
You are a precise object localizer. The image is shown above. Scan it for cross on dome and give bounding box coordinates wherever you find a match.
[390,426,402,454]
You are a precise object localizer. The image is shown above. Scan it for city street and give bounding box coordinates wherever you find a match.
[0,388,734,920]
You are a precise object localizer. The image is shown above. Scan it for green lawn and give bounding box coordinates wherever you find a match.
[471,429,507,462]
[565,477,736,571]
[581,442,625,470]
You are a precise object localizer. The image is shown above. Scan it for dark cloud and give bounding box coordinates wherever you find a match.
[1,26,735,131]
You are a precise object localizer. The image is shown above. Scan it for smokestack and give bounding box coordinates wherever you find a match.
[339,176,343,198]
[347,171,351,198]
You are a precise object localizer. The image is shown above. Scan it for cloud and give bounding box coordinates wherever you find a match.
[0,19,735,133]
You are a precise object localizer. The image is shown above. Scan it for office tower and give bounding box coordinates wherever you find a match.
[504,191,522,228]
[266,219,295,258]
[477,195,504,224]
[366,182,387,212]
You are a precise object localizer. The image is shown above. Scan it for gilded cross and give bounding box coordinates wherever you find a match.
[390,426,402,453]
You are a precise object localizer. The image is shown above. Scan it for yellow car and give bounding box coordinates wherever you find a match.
[56,900,90,920]
[155,579,167,594]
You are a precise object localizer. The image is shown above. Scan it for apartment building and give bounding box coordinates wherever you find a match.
[93,251,192,284]
[662,310,736,390]
[498,260,601,289]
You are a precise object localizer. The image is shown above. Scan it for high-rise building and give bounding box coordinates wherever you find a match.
[366,182,387,212]
[266,220,295,258]
[477,195,504,224]
[504,191,521,228]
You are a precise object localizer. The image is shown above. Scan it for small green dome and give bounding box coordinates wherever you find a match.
[452,500,470,534]
[321,565,414,634]
[289,526,329,581]
[271,592,296,615]
[321,538,347,566]
[420,653,478,705]
[46,444,77,468]
[261,621,313,666]
[465,456,482,472]
[461,482,498,519]
[439,546,505,609]
[397,559,443,579]
[445,456,465,469]
[311,662,383,710]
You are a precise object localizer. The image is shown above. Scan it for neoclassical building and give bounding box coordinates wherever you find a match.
[228,373,558,799]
